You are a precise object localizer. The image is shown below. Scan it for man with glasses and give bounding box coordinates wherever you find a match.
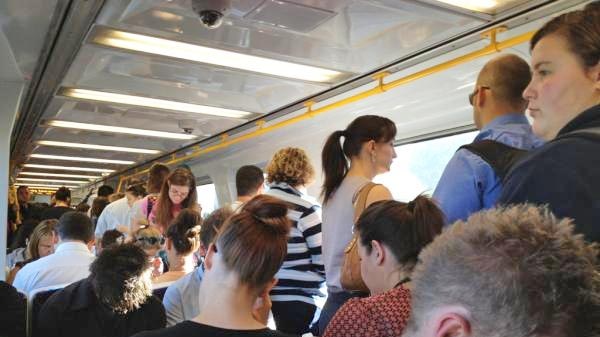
[433,54,543,225]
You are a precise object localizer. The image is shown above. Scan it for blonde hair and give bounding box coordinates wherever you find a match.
[266,147,315,187]
[133,226,164,251]
[28,219,58,260]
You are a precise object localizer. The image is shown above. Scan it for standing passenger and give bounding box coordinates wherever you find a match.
[232,165,265,211]
[499,5,600,242]
[265,147,324,334]
[150,168,199,234]
[319,115,397,333]
[40,187,72,220]
[131,163,170,232]
[433,54,543,224]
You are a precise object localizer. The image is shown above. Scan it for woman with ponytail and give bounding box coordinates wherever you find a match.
[323,196,444,337]
[319,115,397,332]
[153,209,202,284]
[134,195,293,337]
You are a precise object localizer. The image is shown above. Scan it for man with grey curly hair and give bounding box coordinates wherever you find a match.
[403,205,600,337]
[36,244,166,337]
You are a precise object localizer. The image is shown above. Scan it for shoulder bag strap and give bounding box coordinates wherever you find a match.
[353,182,380,223]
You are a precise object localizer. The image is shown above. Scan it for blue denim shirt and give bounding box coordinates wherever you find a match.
[433,113,544,225]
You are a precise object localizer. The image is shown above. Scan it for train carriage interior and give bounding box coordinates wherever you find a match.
[2,0,599,336]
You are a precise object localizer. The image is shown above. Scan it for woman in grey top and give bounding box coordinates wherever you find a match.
[319,115,397,333]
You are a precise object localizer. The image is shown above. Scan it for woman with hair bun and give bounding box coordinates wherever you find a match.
[154,209,202,284]
[323,196,445,337]
[319,115,397,332]
[133,195,294,337]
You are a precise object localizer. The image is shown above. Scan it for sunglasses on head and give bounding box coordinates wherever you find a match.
[136,236,165,245]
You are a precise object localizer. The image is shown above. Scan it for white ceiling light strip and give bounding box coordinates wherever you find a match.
[30,154,135,165]
[37,140,161,154]
[60,88,252,119]
[433,0,498,11]
[46,120,196,140]
[91,29,344,83]
[17,177,89,184]
[19,172,102,179]
[15,183,79,189]
[24,164,115,173]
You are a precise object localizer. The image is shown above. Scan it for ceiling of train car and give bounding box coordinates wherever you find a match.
[15,0,550,190]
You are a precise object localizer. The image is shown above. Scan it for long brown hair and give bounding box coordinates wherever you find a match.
[321,115,396,204]
[154,168,199,232]
[27,219,58,260]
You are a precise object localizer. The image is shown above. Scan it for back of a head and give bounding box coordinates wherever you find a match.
[57,211,94,243]
[216,195,290,290]
[407,205,600,337]
[266,147,315,187]
[235,165,264,197]
[166,209,202,255]
[126,180,147,198]
[133,226,163,251]
[200,206,234,249]
[54,187,71,203]
[90,243,152,314]
[321,115,396,203]
[100,229,125,250]
[478,54,531,111]
[91,197,110,218]
[355,196,444,271]
[97,185,114,198]
[147,163,170,194]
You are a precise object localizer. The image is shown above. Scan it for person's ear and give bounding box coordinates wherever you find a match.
[476,86,487,108]
[260,278,278,297]
[588,61,600,91]
[204,243,216,270]
[435,313,471,337]
[370,240,385,266]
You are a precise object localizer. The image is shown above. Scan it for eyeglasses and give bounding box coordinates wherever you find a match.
[468,86,490,106]
[169,187,189,198]
[136,236,165,245]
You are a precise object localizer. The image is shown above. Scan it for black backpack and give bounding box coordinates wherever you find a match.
[459,140,529,182]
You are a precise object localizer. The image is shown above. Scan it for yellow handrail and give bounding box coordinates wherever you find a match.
[116,29,534,191]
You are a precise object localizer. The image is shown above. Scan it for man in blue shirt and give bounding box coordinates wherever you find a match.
[433,54,543,224]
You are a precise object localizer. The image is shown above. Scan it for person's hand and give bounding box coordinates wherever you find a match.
[252,292,272,325]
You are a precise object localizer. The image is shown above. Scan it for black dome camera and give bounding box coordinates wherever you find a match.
[191,0,231,29]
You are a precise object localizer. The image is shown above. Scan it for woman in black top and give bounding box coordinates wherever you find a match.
[133,195,297,337]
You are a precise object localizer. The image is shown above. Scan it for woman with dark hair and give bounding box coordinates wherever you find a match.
[90,196,110,229]
[150,168,200,234]
[323,196,444,337]
[499,4,600,242]
[319,115,397,332]
[154,209,202,284]
[133,195,292,337]
[131,163,170,231]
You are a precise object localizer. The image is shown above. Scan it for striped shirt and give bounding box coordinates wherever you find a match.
[266,182,325,305]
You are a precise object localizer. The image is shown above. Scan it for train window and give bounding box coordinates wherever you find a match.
[196,183,218,217]
[374,131,478,201]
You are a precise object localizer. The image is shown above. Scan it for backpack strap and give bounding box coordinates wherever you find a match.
[459,140,529,181]
[146,195,157,220]
[554,126,600,142]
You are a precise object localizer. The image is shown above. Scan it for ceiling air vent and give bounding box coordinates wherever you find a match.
[244,0,336,33]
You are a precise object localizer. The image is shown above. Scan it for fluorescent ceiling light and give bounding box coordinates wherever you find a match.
[15,183,79,189]
[60,88,252,119]
[17,178,88,184]
[433,0,498,11]
[24,164,115,173]
[30,154,135,165]
[46,120,196,140]
[19,172,102,179]
[90,29,344,83]
[38,140,161,154]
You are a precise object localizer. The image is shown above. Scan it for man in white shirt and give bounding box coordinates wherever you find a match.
[13,211,96,295]
[95,181,146,242]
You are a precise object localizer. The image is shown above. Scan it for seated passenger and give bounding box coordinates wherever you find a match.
[323,196,444,337]
[162,206,233,326]
[132,226,165,279]
[134,195,292,337]
[232,165,265,211]
[40,187,73,220]
[37,244,166,337]
[97,229,126,255]
[13,211,95,295]
[0,281,26,337]
[153,209,202,284]
[264,147,324,334]
[403,205,600,337]
[7,219,58,284]
[499,5,600,242]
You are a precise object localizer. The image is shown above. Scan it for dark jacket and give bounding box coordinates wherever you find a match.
[500,104,600,242]
[36,278,166,337]
[0,281,26,337]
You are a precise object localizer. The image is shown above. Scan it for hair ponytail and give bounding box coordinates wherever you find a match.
[321,130,348,204]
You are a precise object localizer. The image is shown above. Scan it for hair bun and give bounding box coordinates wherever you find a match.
[241,195,290,235]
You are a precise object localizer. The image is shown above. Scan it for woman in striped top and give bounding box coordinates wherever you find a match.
[265,147,325,335]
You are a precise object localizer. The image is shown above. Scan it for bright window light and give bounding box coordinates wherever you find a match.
[434,0,498,11]
[19,172,102,179]
[24,164,115,173]
[17,178,89,184]
[46,120,196,140]
[90,28,345,83]
[38,140,161,154]
[30,154,135,165]
[59,88,252,119]
[15,183,79,189]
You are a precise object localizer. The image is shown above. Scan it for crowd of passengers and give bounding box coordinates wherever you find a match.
[2,4,600,337]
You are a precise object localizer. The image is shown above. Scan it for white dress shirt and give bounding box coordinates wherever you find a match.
[94,197,132,238]
[13,241,95,295]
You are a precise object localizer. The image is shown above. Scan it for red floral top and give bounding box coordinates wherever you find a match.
[323,286,411,337]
